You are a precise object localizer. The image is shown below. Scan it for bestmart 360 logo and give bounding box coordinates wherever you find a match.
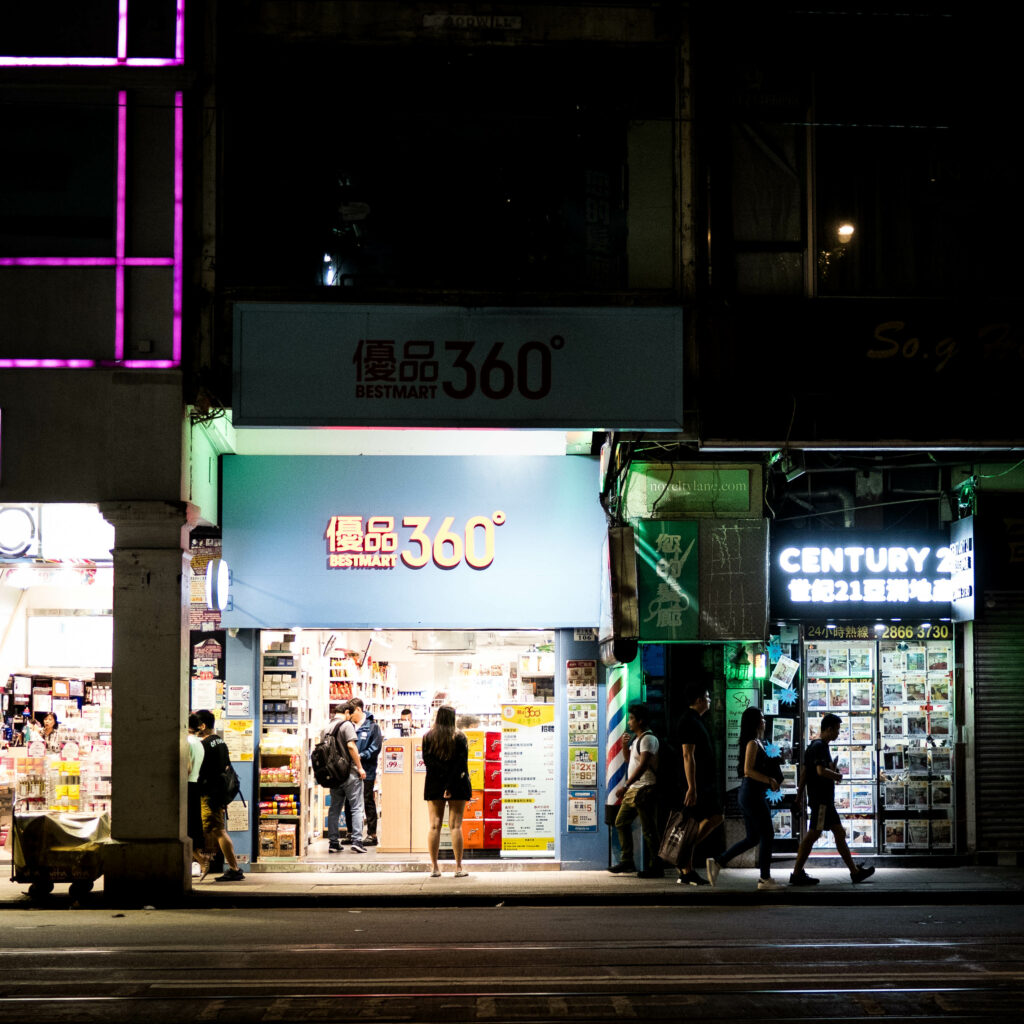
[325,513,506,571]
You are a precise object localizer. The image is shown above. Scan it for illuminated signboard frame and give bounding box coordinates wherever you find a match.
[770,528,954,621]
[0,1,185,368]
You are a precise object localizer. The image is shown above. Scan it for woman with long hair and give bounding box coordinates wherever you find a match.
[422,704,472,877]
[706,705,782,890]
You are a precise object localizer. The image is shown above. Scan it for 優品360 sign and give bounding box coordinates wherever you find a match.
[325,512,507,570]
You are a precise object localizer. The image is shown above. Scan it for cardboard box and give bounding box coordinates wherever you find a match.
[484,761,502,789]
[483,791,502,817]
[466,790,485,819]
[465,730,486,761]
[485,731,502,757]
[468,760,485,790]
[462,819,484,848]
[483,819,502,849]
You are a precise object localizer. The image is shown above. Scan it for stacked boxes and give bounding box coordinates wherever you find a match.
[258,821,279,856]
[484,730,502,850]
[276,822,297,856]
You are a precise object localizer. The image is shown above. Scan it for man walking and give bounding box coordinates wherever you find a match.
[675,684,724,885]
[790,712,875,886]
[195,709,244,882]
[327,700,367,854]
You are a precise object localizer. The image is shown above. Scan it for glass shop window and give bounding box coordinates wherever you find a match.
[219,45,675,295]
[0,90,117,257]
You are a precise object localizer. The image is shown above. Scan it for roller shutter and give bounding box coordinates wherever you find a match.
[974,591,1024,852]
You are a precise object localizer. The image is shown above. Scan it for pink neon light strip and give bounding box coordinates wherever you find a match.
[114,91,127,360]
[1,6,184,368]
[0,1,185,67]
[0,258,174,267]
[118,0,129,62]
[173,91,183,363]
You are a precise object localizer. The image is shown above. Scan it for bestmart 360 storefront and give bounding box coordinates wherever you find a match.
[216,454,613,869]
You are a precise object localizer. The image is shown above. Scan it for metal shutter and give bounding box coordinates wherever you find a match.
[974,591,1024,852]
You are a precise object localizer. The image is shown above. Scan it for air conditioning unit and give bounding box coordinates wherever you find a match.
[411,631,477,654]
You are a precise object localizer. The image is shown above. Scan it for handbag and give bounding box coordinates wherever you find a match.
[658,808,701,868]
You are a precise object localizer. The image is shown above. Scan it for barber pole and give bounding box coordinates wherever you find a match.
[605,664,628,823]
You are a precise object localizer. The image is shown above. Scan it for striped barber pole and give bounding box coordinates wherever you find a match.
[605,664,628,822]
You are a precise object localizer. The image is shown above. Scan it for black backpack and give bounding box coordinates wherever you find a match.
[311,721,351,787]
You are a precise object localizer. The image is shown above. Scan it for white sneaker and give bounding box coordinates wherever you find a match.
[757,877,781,890]
[706,857,721,887]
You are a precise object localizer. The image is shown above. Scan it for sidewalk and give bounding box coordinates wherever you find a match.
[4,861,1024,909]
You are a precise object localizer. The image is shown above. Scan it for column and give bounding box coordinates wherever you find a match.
[99,500,197,903]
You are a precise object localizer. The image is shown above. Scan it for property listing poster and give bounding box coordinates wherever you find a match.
[501,704,556,855]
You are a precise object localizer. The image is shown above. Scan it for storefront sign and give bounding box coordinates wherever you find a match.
[325,512,504,570]
[771,529,953,619]
[950,516,975,622]
[634,520,699,641]
[624,464,759,519]
[501,704,556,854]
[233,303,683,428]
[221,456,606,629]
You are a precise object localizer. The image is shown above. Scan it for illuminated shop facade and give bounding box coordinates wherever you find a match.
[766,523,974,860]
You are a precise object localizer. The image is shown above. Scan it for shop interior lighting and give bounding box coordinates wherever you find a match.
[0,2,184,368]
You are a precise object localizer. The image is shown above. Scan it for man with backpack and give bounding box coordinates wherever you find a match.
[195,708,244,882]
[323,701,367,854]
[608,702,663,878]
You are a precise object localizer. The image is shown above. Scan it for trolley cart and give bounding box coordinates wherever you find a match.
[9,810,111,900]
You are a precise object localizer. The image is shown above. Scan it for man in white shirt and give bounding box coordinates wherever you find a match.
[609,702,662,878]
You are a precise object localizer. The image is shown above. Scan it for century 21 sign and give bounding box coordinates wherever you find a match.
[324,513,506,570]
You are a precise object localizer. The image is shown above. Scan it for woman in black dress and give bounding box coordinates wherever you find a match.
[422,705,472,877]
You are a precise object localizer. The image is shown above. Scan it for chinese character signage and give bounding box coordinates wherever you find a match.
[221,455,606,629]
[634,520,699,641]
[233,303,683,428]
[770,528,954,619]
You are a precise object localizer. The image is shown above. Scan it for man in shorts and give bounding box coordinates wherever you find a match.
[790,712,875,886]
[675,684,724,885]
[195,709,244,882]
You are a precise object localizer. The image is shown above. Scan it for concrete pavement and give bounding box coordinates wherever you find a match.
[3,858,1024,909]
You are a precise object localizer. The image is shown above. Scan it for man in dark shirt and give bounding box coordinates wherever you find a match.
[791,712,875,886]
[674,683,724,885]
[195,709,244,882]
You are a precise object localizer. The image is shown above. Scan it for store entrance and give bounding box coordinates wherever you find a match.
[255,628,556,868]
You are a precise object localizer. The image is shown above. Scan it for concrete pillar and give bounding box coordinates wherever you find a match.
[99,500,197,903]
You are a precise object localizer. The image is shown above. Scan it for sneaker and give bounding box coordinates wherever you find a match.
[706,857,721,887]
[789,870,820,887]
[637,865,665,879]
[851,863,875,884]
[328,844,343,854]
[350,843,367,854]
[363,835,378,847]
[678,870,710,886]
[757,877,781,890]
[214,869,244,882]
[608,861,636,874]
